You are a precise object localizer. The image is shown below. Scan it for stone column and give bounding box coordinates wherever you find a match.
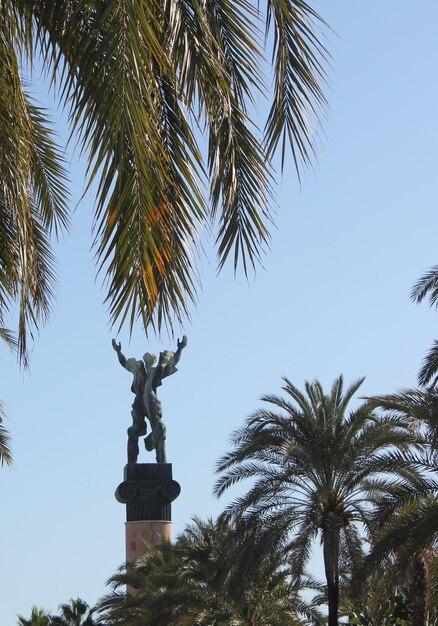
[115,463,181,562]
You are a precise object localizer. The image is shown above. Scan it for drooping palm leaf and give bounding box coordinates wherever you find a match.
[418,340,438,388]
[0,4,69,363]
[265,0,328,173]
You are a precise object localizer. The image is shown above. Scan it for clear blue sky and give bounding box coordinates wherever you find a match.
[2,1,438,622]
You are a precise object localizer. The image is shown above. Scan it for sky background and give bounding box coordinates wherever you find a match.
[2,1,438,623]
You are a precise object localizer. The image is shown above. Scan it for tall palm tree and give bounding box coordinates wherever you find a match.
[1,1,329,355]
[97,517,322,626]
[51,598,95,626]
[363,389,438,626]
[214,376,423,626]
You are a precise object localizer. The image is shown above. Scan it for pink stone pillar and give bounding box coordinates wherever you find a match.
[125,520,172,562]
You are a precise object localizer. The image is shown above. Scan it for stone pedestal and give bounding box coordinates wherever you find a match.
[116,463,180,562]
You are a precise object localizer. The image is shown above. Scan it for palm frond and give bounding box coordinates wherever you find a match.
[28,0,204,335]
[0,327,17,352]
[418,341,438,387]
[368,387,438,446]
[264,0,329,174]
[0,9,69,364]
[365,497,438,575]
[0,401,12,466]
[411,265,438,305]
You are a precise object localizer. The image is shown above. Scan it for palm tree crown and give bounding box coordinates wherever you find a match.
[1,0,329,355]
[17,607,51,626]
[50,598,95,626]
[214,375,423,626]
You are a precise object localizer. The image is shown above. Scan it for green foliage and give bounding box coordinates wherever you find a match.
[365,390,438,569]
[358,389,438,626]
[0,0,329,352]
[0,8,69,364]
[17,599,95,626]
[97,517,323,626]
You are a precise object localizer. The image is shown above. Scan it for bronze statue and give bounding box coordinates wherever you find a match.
[112,336,187,463]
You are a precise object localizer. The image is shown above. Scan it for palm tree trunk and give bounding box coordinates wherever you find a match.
[412,553,428,626]
[322,520,340,626]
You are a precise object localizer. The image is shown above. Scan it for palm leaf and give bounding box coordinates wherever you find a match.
[411,265,438,306]
[0,401,12,466]
[0,11,69,364]
[265,0,329,174]
[418,341,438,387]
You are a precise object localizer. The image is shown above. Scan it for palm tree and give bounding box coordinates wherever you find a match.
[363,389,438,626]
[51,598,95,626]
[97,517,322,626]
[1,1,329,355]
[172,517,323,626]
[214,376,423,626]
[17,607,52,626]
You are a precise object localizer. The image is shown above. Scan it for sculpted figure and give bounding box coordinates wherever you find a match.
[112,336,187,463]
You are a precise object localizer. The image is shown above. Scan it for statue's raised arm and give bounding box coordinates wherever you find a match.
[112,338,127,368]
[154,335,188,385]
[175,335,188,364]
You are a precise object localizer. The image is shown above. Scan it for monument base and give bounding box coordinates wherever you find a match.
[116,463,180,562]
